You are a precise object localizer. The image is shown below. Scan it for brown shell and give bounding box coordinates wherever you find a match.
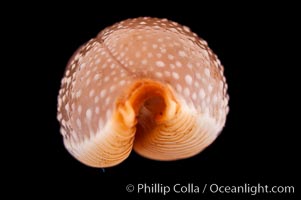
[57,17,229,167]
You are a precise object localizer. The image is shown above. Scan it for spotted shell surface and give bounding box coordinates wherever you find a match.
[57,17,229,167]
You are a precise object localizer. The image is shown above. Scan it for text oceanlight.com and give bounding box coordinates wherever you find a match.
[125,183,294,196]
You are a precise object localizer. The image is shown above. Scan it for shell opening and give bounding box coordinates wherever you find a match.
[116,79,178,132]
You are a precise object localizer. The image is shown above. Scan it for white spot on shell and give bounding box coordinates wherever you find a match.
[86,70,91,76]
[64,103,70,112]
[79,63,86,70]
[57,113,62,121]
[61,128,67,136]
[184,88,190,97]
[104,76,110,82]
[192,92,197,100]
[135,52,141,58]
[183,26,190,32]
[164,71,171,77]
[156,61,165,67]
[109,85,116,93]
[86,78,91,86]
[141,59,148,65]
[100,90,106,98]
[89,89,95,97]
[185,75,193,85]
[142,46,147,51]
[199,89,206,99]
[65,77,71,85]
[86,109,92,121]
[77,105,82,114]
[206,96,211,104]
[176,84,182,92]
[168,54,174,60]
[61,120,66,127]
[160,47,166,53]
[119,80,126,86]
[75,90,82,98]
[178,51,186,57]
[219,80,224,89]
[213,95,218,104]
[204,107,210,115]
[94,96,99,103]
[102,63,108,69]
[95,107,100,114]
[155,72,163,78]
[76,118,81,128]
[187,63,193,69]
[175,61,182,68]
[152,44,158,49]
[120,52,125,57]
[94,74,100,81]
[205,68,210,77]
[105,97,111,106]
[208,84,213,93]
[172,72,179,80]
[106,110,112,120]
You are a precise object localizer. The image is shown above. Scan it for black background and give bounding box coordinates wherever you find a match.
[13,2,299,199]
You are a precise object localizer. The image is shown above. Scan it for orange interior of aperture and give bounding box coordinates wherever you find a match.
[116,79,177,130]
